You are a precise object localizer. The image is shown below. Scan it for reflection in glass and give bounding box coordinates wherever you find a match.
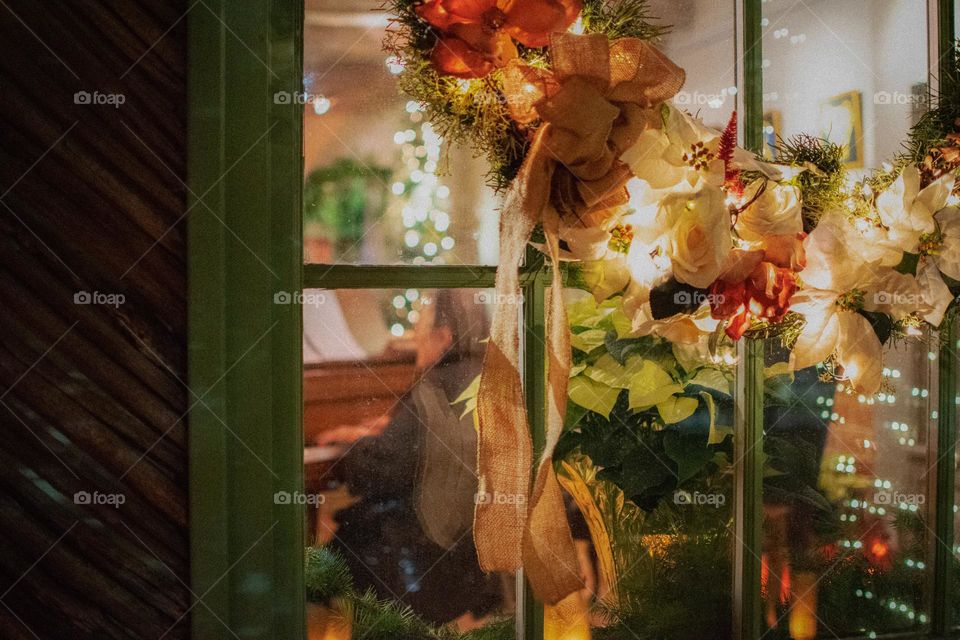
[302,288,513,634]
[762,338,933,639]
[762,0,927,171]
[303,0,500,265]
[651,0,738,129]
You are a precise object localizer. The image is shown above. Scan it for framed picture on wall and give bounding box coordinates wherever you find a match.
[819,90,864,168]
[762,110,782,160]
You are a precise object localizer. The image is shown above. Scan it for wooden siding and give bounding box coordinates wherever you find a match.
[0,2,189,638]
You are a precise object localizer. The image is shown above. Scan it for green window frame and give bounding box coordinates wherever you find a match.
[187,1,960,638]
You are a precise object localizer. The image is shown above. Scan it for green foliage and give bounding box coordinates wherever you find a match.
[303,159,391,241]
[774,134,847,228]
[305,546,353,604]
[581,0,669,41]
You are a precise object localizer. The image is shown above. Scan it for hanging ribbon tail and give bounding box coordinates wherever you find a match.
[522,206,583,604]
[474,127,553,573]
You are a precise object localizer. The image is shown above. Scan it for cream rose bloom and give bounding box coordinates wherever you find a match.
[735,179,802,241]
[657,183,732,289]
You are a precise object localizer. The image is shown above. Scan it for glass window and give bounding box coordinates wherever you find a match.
[302,287,514,634]
[762,0,928,172]
[655,0,738,129]
[761,337,935,638]
[555,286,736,640]
[303,0,500,266]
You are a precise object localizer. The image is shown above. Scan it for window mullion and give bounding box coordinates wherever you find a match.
[521,244,548,640]
[734,0,765,638]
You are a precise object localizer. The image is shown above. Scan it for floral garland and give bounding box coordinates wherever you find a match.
[386,0,960,607]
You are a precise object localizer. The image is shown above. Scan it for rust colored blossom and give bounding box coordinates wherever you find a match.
[416,0,582,78]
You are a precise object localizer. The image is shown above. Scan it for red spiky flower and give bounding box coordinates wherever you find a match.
[718,111,743,197]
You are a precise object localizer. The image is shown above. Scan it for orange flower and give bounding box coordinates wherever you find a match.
[416,0,582,78]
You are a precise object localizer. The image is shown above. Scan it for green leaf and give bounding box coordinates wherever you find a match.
[585,354,650,389]
[628,360,681,409]
[656,396,698,424]
[570,328,608,353]
[689,368,732,395]
[452,375,480,419]
[568,376,622,419]
[610,306,634,338]
[701,391,731,445]
[567,295,601,328]
[663,431,715,483]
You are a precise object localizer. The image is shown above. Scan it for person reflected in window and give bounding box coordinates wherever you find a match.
[325,290,511,628]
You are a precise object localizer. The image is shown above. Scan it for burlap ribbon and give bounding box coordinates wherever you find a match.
[473,32,684,604]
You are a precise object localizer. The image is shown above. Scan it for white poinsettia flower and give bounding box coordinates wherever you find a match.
[932,205,960,281]
[620,103,723,198]
[561,222,614,261]
[917,258,953,326]
[657,183,732,289]
[913,205,960,326]
[875,166,953,254]
[790,210,906,395]
[734,179,802,242]
[791,289,883,395]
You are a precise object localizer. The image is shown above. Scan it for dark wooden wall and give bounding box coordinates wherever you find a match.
[0,2,190,638]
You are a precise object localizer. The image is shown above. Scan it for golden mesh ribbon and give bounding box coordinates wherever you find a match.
[474,32,684,604]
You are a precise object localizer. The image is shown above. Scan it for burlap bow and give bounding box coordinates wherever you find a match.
[474,32,684,604]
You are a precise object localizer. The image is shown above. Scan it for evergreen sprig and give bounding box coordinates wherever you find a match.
[774,134,847,229]
[581,0,669,41]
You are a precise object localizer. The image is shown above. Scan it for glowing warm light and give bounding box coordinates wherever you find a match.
[385,55,404,74]
[312,96,332,115]
[871,541,889,558]
[788,571,818,640]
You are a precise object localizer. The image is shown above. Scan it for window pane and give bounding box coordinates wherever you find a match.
[302,288,513,634]
[303,1,500,266]
[655,0,738,129]
[762,0,928,171]
[554,289,736,640]
[761,337,934,638]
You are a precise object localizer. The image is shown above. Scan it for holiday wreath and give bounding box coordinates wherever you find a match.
[382,0,960,610]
